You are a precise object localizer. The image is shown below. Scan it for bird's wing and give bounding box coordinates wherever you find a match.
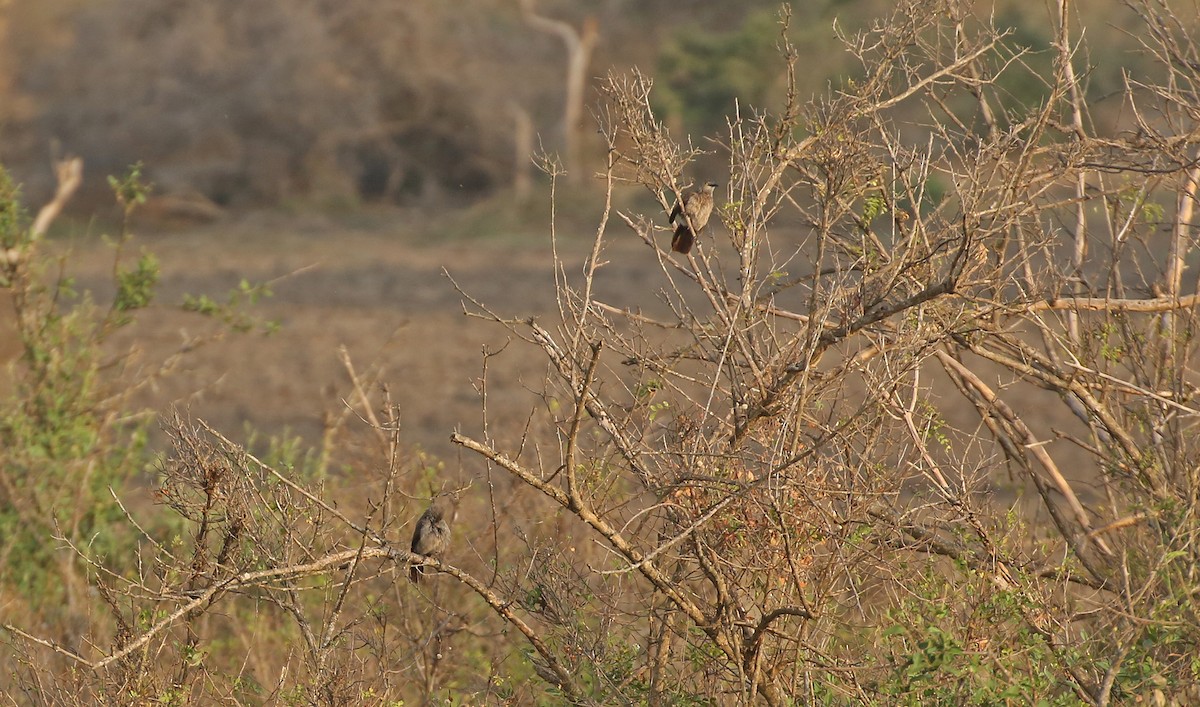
[669,200,682,224]
[685,192,709,223]
[411,522,424,553]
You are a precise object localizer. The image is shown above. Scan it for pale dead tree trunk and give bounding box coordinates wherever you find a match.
[2,150,81,353]
[509,101,534,201]
[1166,155,1200,343]
[518,0,598,185]
[1054,0,1088,346]
[30,156,83,240]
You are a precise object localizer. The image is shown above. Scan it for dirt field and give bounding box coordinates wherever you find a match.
[1,207,1097,508]
[0,208,666,463]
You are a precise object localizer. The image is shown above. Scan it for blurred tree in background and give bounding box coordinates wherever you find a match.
[1,0,516,207]
[657,9,788,137]
[0,0,1184,212]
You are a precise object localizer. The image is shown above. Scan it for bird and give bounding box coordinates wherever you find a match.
[668,181,718,254]
[409,494,455,582]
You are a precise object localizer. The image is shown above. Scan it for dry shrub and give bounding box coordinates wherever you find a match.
[6,1,1200,705]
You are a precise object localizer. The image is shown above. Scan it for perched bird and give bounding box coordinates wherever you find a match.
[668,181,718,254]
[409,494,455,582]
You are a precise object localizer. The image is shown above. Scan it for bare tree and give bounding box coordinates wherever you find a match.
[519,0,599,185]
[447,1,1200,702]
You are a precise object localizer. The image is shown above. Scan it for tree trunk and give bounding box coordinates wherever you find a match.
[518,0,598,185]
[510,101,534,201]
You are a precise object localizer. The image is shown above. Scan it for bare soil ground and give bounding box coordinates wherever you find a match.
[2,208,1097,508]
[2,209,665,463]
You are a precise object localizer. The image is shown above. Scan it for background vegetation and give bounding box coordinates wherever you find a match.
[0,0,1163,210]
[2,0,1200,704]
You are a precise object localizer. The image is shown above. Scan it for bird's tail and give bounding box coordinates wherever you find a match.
[671,224,694,254]
[409,563,425,583]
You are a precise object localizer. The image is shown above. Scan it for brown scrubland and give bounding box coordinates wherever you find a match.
[2,1,1200,704]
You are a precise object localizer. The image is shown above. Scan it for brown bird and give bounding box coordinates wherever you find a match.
[668,181,718,254]
[409,494,454,582]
